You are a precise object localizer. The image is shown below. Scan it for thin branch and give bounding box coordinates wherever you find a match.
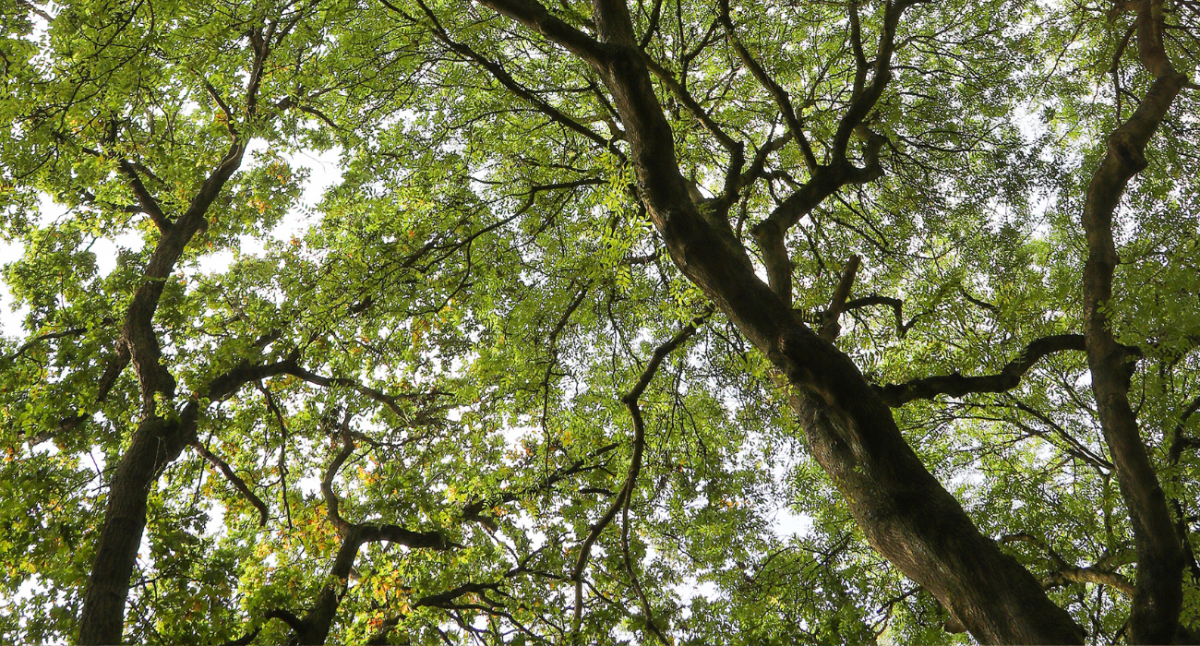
[257,381,294,530]
[406,0,622,158]
[717,0,816,172]
[284,364,448,426]
[1011,400,1114,471]
[2,325,88,365]
[571,311,707,636]
[192,440,269,527]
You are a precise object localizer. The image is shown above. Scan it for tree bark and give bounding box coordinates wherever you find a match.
[76,30,272,634]
[77,417,190,645]
[77,141,247,645]
[1079,2,1188,641]
[77,359,293,644]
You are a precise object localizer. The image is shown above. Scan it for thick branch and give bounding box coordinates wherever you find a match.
[117,161,171,232]
[1079,2,1189,640]
[193,440,269,527]
[1001,533,1135,596]
[77,356,296,644]
[486,0,1084,640]
[1043,567,1135,597]
[819,255,860,341]
[877,334,1087,407]
[276,419,454,645]
[75,17,294,644]
[471,0,607,63]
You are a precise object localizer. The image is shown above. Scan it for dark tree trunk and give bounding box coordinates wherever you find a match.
[77,417,191,644]
[77,143,248,644]
[459,0,1088,640]
[1079,2,1188,641]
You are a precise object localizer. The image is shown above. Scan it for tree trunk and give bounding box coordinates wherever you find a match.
[1079,4,1189,641]
[576,3,1085,641]
[77,417,191,645]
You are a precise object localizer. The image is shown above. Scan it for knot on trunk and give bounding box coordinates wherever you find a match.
[1106,132,1148,173]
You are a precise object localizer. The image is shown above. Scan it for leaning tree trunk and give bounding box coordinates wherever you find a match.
[472,0,1087,640]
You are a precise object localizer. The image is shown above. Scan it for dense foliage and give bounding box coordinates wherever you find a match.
[1,0,1198,643]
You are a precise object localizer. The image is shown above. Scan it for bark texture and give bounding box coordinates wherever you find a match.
[1079,1,1189,641]
[77,142,248,645]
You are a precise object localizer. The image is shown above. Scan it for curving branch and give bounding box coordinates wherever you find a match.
[271,416,455,645]
[2,325,88,365]
[831,0,928,160]
[365,579,515,644]
[844,294,919,337]
[1079,1,1191,640]
[1043,568,1135,597]
[321,410,357,536]
[620,453,667,644]
[1001,533,1135,597]
[476,0,1085,638]
[66,12,328,644]
[79,349,297,645]
[738,0,926,305]
[877,334,1088,407]
[737,131,792,191]
[571,312,704,638]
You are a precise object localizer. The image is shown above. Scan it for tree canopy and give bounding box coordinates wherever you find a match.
[1,0,1199,643]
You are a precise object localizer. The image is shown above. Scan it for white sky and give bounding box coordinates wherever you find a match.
[0,144,343,341]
